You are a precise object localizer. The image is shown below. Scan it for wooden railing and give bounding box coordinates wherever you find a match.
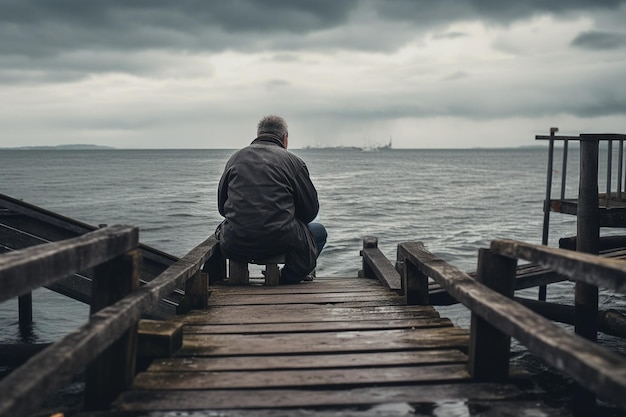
[361,237,626,414]
[0,226,221,417]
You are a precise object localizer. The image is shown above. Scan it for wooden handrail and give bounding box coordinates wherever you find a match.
[397,241,626,410]
[360,237,401,292]
[0,233,220,417]
[0,225,139,302]
[490,239,626,293]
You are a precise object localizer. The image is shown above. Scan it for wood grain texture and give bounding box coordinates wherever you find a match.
[183,317,453,334]
[112,383,528,411]
[132,364,472,390]
[362,246,402,290]
[0,224,138,302]
[179,327,469,356]
[178,304,441,325]
[148,350,468,372]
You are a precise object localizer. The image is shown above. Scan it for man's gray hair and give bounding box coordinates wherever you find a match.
[257,115,288,138]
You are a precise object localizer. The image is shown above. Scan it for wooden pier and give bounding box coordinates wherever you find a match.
[2,223,626,416]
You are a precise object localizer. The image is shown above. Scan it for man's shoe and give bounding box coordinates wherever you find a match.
[303,270,316,282]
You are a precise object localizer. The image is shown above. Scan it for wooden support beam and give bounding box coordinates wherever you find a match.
[204,243,226,284]
[84,249,141,411]
[178,271,209,314]
[397,242,429,305]
[360,237,378,279]
[228,260,249,285]
[18,292,33,329]
[468,248,517,381]
[137,319,183,359]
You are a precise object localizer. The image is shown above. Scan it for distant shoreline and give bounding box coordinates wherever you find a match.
[0,144,551,151]
[1,145,115,150]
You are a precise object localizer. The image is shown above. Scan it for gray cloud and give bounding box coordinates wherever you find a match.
[374,0,626,26]
[2,0,625,59]
[572,30,626,50]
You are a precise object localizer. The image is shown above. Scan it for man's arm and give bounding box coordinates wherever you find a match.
[217,169,229,217]
[293,164,319,223]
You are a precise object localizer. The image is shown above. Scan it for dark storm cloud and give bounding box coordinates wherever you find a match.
[373,0,626,26]
[572,30,626,50]
[0,0,358,57]
[2,0,625,59]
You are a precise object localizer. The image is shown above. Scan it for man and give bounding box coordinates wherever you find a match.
[217,115,327,283]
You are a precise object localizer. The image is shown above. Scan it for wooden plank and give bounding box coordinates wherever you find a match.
[112,383,528,411]
[178,304,441,325]
[179,327,469,356]
[0,225,138,302]
[132,364,471,390]
[97,401,570,417]
[207,291,402,306]
[184,317,453,334]
[398,240,626,410]
[137,319,183,358]
[362,246,402,291]
[209,282,385,294]
[149,350,468,372]
[491,239,626,292]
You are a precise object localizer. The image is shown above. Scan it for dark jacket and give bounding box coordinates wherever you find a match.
[217,134,319,262]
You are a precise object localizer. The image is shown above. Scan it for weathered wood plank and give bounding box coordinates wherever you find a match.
[207,291,403,306]
[132,364,471,390]
[491,239,626,292]
[362,246,402,291]
[398,240,626,410]
[149,350,468,372]
[137,319,183,359]
[209,282,385,294]
[178,304,441,325]
[179,327,469,356]
[184,317,453,334]
[111,383,528,411]
[0,225,139,302]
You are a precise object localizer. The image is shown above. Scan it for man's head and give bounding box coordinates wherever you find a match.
[257,115,288,148]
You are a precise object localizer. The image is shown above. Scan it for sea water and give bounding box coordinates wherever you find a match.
[1,147,625,410]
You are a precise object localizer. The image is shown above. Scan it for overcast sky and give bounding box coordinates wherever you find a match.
[1,0,625,149]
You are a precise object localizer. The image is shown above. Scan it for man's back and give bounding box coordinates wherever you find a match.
[218,135,318,261]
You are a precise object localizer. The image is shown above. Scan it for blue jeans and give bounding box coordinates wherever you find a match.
[308,222,327,256]
[280,222,327,282]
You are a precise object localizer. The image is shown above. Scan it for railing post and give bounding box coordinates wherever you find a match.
[607,139,613,208]
[468,248,517,381]
[539,127,558,301]
[397,246,428,305]
[178,270,209,314]
[360,237,378,278]
[204,246,226,285]
[18,292,33,331]
[84,249,141,411]
[618,140,624,200]
[574,136,600,415]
